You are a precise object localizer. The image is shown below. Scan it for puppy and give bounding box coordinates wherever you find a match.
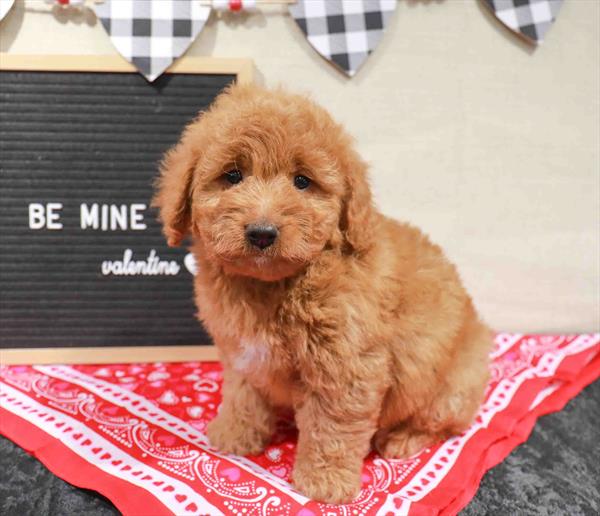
[153,84,492,504]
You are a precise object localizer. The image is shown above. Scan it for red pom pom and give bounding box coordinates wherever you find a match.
[228,0,243,12]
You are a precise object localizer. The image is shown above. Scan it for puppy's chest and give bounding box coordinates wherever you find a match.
[232,336,289,378]
[232,336,296,406]
[232,337,272,377]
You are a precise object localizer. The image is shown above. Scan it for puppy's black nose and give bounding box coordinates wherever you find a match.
[245,224,278,249]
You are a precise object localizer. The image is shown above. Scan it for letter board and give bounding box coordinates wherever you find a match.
[0,56,253,364]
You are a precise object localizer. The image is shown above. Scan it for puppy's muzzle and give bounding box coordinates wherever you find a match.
[245,223,278,250]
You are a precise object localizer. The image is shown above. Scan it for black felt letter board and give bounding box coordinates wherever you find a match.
[0,70,232,349]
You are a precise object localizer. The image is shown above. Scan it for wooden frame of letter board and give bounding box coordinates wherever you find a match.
[0,54,254,365]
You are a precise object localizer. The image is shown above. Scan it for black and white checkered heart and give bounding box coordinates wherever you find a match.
[94,0,211,82]
[289,0,397,77]
[483,0,563,44]
[0,0,15,22]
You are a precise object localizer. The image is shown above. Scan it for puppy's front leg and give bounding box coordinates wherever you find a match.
[293,378,383,504]
[207,367,275,456]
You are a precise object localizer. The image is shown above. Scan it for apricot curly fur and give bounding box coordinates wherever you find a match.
[153,83,492,504]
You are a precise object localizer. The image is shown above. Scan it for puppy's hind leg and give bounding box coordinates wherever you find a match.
[421,317,492,439]
[375,320,492,459]
[373,382,480,459]
[207,367,275,456]
[375,373,487,459]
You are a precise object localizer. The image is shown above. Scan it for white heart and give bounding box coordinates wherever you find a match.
[184,253,198,275]
[147,371,170,382]
[193,379,218,393]
[186,406,203,419]
[266,448,282,461]
[158,390,179,405]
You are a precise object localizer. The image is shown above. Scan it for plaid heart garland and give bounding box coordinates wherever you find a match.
[94,0,211,82]
[289,0,397,77]
[483,0,564,44]
[0,0,15,22]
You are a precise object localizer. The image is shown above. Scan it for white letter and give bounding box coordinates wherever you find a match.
[110,204,128,231]
[101,261,112,275]
[29,203,45,229]
[80,203,99,229]
[101,204,109,231]
[46,203,63,230]
[169,261,181,275]
[122,249,132,269]
[130,203,147,230]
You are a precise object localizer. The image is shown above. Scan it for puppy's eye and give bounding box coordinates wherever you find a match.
[223,169,243,185]
[294,175,311,190]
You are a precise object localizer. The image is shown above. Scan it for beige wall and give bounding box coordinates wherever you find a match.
[1,0,599,332]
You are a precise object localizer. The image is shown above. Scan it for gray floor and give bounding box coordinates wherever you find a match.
[1,380,598,516]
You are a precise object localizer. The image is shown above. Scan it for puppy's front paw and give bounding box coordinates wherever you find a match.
[292,462,361,504]
[374,428,437,459]
[206,413,271,456]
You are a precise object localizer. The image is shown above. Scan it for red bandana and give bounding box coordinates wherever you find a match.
[1,333,598,515]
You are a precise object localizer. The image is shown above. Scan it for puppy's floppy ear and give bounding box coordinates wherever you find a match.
[340,154,376,255]
[152,84,239,246]
[152,137,197,247]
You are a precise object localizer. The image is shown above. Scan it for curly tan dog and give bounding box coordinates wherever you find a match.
[153,84,492,504]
